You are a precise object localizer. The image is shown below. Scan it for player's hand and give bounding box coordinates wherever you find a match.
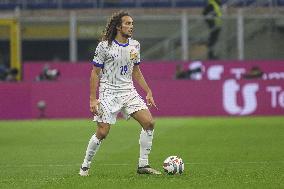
[90,99,100,115]
[146,92,158,110]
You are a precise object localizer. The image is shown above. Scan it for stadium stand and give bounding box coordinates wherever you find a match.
[0,0,283,10]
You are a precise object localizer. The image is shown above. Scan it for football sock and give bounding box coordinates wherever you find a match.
[82,134,101,168]
[138,129,154,167]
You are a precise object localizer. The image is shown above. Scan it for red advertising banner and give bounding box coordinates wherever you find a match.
[146,79,284,117]
[0,61,283,120]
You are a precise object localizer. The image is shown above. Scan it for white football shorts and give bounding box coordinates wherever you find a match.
[93,89,148,124]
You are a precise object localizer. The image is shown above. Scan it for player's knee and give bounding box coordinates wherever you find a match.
[96,130,108,140]
[96,127,109,140]
[144,119,155,130]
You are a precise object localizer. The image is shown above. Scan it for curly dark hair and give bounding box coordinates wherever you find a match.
[102,11,131,46]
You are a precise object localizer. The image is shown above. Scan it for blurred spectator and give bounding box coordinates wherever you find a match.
[243,66,264,79]
[36,64,60,81]
[0,52,9,81]
[0,64,18,82]
[203,0,222,60]
[188,61,204,80]
[175,61,204,80]
[0,64,7,81]
[175,64,189,79]
[5,68,18,82]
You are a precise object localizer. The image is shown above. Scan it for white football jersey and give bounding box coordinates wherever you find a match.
[92,38,141,91]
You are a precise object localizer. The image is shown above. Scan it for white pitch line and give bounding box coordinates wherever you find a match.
[187,161,284,165]
[0,161,283,168]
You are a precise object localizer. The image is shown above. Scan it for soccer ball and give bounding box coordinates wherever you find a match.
[163,156,184,175]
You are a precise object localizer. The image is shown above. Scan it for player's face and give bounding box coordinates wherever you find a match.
[119,16,134,38]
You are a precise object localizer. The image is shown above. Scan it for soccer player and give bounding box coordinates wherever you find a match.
[79,11,161,176]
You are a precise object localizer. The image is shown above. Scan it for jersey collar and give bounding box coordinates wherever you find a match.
[113,39,129,47]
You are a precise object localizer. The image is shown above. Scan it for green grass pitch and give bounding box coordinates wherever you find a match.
[0,117,283,189]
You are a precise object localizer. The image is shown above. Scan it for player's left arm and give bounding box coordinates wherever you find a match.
[132,65,157,109]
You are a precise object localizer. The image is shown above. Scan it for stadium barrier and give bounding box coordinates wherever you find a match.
[22,60,284,81]
[0,61,283,119]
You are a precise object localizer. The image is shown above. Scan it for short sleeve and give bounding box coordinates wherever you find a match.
[134,42,141,65]
[92,42,106,67]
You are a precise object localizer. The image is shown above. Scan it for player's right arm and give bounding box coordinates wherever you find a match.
[90,66,101,115]
[90,41,106,115]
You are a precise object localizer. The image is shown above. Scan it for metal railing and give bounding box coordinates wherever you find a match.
[1,9,284,61]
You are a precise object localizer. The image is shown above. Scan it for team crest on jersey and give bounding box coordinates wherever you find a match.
[130,49,138,61]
